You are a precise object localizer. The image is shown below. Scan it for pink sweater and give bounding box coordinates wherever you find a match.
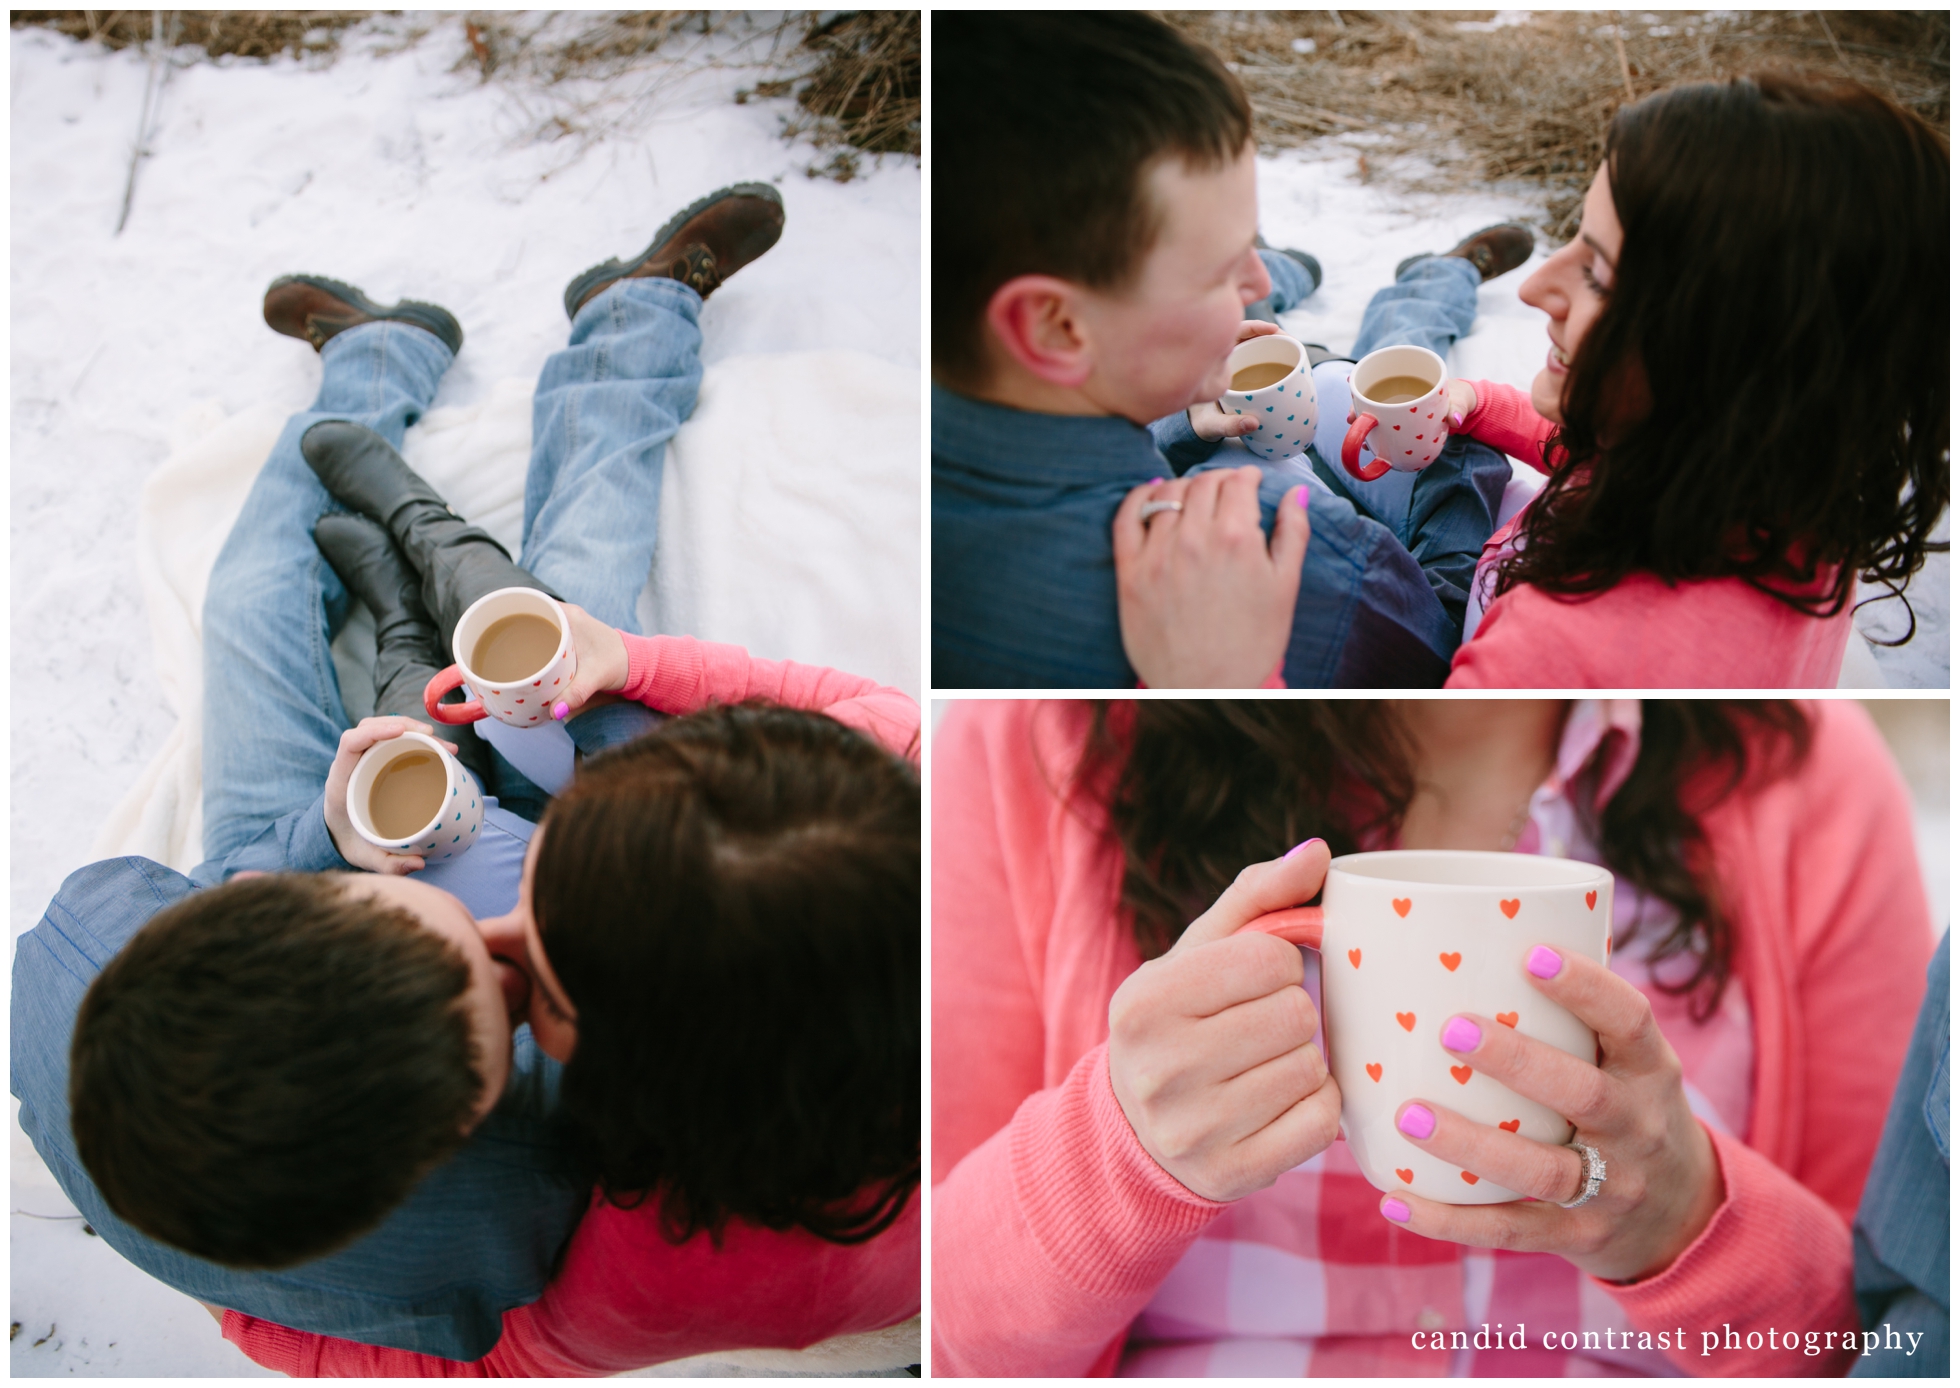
[931,700,1930,1377]
[1444,382,1853,688]
[227,633,920,1375]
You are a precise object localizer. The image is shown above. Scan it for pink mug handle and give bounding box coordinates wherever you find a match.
[1341,413,1390,481]
[1238,905,1325,951]
[424,665,486,725]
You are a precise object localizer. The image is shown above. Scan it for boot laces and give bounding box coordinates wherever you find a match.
[669,244,723,295]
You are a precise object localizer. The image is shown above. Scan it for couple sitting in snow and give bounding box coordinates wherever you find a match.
[13,184,921,1373]
[931,12,1946,690]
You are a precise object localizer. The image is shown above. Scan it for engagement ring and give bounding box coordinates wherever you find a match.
[1139,500,1184,523]
[1561,1141,1607,1208]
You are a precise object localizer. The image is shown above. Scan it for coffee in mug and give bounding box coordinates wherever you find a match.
[424,587,578,729]
[1365,374,1439,405]
[1237,849,1611,1205]
[345,731,484,863]
[1217,333,1319,461]
[1230,361,1295,392]
[472,614,562,683]
[1340,345,1452,480]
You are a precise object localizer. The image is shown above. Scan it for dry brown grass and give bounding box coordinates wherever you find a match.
[791,11,921,157]
[11,10,372,61]
[1164,10,1950,235]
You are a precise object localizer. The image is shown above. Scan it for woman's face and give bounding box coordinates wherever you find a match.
[1518,163,1623,423]
[477,829,580,1063]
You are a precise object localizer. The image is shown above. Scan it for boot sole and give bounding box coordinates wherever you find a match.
[265,274,464,355]
[562,181,786,320]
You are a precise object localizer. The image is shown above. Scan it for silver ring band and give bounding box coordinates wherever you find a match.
[1560,1141,1606,1208]
[1139,499,1184,522]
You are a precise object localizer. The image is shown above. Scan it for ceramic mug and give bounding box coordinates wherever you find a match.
[1218,333,1319,460]
[1340,345,1451,481]
[1239,849,1613,1205]
[345,731,485,863]
[424,587,577,728]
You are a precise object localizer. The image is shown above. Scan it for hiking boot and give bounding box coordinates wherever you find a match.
[264,275,464,355]
[1395,222,1536,283]
[562,182,787,319]
[300,421,558,643]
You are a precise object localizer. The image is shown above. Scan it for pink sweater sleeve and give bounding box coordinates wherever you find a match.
[616,633,919,764]
[1461,378,1561,474]
[1595,702,1933,1375]
[933,1043,1225,1377]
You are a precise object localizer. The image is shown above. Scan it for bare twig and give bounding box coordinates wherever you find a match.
[1813,11,1855,77]
[1611,13,1637,100]
[114,8,164,235]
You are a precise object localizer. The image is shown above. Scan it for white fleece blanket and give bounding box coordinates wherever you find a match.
[91,349,920,870]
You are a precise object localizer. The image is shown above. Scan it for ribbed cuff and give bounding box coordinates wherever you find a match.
[1600,1124,1858,1376]
[223,1311,312,1376]
[618,632,703,711]
[1009,1042,1225,1300]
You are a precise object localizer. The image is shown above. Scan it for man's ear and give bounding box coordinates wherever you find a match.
[984,274,1097,388]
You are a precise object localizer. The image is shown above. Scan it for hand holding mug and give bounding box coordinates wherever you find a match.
[1186,321,1285,442]
[1107,840,1343,1203]
[324,716,461,875]
[548,602,632,721]
[1378,946,1724,1283]
[1112,467,1310,689]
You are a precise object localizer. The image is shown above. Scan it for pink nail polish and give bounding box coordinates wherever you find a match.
[1527,946,1563,979]
[1148,477,1166,486]
[1397,1103,1436,1139]
[1294,485,1310,510]
[1451,410,1465,426]
[1381,1197,1412,1223]
[552,701,571,721]
[1442,1017,1482,1052]
[1284,837,1325,860]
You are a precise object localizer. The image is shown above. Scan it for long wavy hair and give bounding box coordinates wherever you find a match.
[534,705,920,1246]
[1075,701,1811,1021]
[1495,71,1948,632]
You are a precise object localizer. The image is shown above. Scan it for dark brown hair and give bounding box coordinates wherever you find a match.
[933,11,1253,384]
[1076,700,1811,1020]
[69,873,481,1269]
[535,704,919,1246]
[1496,71,1948,629]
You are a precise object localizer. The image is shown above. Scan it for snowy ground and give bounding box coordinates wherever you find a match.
[11,14,916,1377]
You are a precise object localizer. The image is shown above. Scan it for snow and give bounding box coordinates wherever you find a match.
[12,14,915,1376]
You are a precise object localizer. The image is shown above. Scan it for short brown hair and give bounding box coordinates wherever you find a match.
[70,873,483,1268]
[933,12,1252,384]
[536,704,920,1245]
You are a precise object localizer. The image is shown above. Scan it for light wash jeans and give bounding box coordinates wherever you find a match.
[202,278,702,860]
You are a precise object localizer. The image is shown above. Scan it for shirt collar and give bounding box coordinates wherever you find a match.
[930,383,1167,485]
[1548,699,1644,810]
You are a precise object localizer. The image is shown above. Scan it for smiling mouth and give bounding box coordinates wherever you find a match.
[1549,343,1571,368]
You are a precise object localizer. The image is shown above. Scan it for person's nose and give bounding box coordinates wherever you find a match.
[1518,244,1570,320]
[477,908,528,963]
[1241,245,1273,305]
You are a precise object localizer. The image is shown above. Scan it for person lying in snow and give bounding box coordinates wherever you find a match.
[931,10,1526,689]
[13,182,921,1373]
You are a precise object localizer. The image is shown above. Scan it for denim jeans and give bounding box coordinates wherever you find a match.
[202,278,697,860]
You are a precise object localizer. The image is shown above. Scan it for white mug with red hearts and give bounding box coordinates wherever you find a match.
[423,586,577,730]
[1217,333,1319,460]
[1239,850,1612,1205]
[1340,345,1452,481]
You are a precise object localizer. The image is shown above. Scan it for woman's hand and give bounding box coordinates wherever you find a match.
[549,601,631,721]
[1380,945,1724,1283]
[323,717,460,875]
[1108,840,1344,1203]
[1444,378,1478,430]
[1112,467,1310,688]
[1187,320,1285,441]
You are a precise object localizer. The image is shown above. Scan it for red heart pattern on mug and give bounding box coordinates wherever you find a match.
[1450,1065,1473,1085]
[1499,899,1521,919]
[1397,1012,1416,1032]
[1396,1168,1414,1184]
[1586,890,1598,910]
[1496,1012,1518,1028]
[1348,948,1362,968]
[1366,1062,1383,1082]
[1438,952,1461,972]
[1392,898,1412,918]
[1460,1171,1480,1185]
[1499,1119,1521,1133]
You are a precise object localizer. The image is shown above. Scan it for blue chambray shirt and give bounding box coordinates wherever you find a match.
[931,380,1509,688]
[10,787,585,1363]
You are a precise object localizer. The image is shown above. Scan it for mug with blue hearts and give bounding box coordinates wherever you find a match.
[346,731,484,864]
[1218,333,1318,460]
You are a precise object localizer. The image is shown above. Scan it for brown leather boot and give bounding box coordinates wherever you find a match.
[562,182,786,319]
[263,275,464,355]
[1395,223,1536,283]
